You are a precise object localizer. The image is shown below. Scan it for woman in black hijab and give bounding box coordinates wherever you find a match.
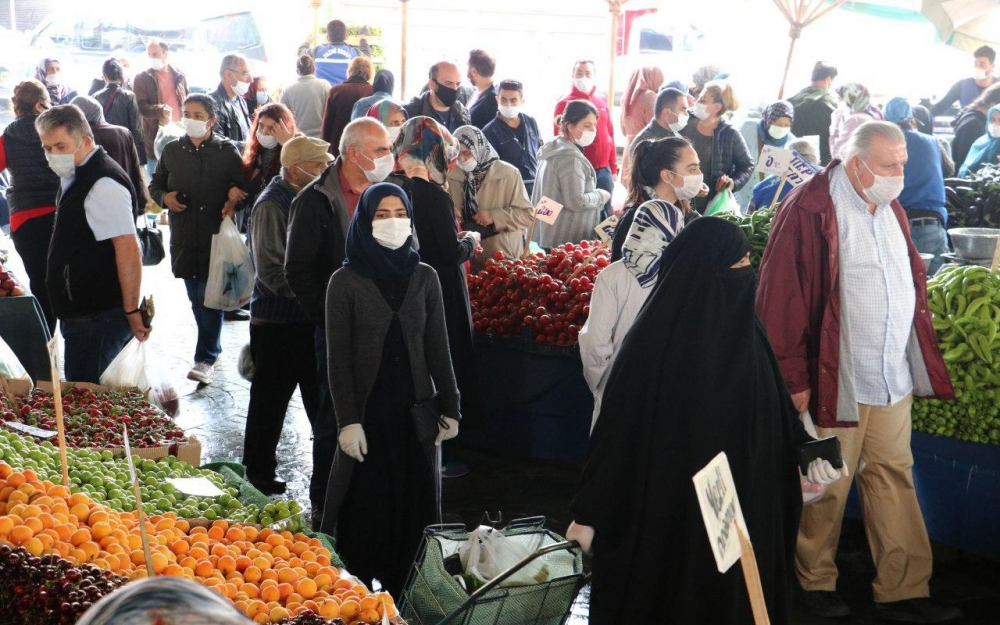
[568,217,840,624]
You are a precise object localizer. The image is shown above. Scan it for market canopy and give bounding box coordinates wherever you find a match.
[922,0,1000,54]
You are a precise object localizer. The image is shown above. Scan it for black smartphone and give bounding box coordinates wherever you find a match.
[139,296,155,328]
[797,436,844,474]
[176,191,189,205]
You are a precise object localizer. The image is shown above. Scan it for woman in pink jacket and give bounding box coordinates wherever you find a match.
[620,67,664,186]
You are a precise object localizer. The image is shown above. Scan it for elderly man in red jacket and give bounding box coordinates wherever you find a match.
[756,121,960,624]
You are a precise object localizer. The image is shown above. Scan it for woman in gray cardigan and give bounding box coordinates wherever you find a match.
[531,99,612,248]
[321,182,460,596]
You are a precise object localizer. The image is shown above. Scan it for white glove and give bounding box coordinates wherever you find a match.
[435,417,459,445]
[338,424,368,462]
[596,188,612,205]
[566,521,595,554]
[805,458,848,485]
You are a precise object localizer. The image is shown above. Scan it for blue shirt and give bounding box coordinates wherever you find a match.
[482,113,543,186]
[898,129,947,224]
[313,43,360,86]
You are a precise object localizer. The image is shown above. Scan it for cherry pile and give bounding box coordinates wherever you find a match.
[1,386,185,448]
[468,242,610,346]
[0,545,129,625]
[276,612,347,625]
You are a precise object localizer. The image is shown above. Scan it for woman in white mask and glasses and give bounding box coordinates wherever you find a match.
[240,103,298,232]
[532,99,612,248]
[448,125,534,270]
[322,182,461,597]
[582,137,697,428]
[148,93,248,385]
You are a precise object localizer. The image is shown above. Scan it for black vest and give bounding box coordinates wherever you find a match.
[47,148,138,319]
[2,116,60,215]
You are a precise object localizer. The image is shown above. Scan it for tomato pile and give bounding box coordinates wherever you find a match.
[1,386,185,449]
[468,242,611,347]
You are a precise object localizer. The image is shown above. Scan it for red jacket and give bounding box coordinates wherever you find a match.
[755,161,954,428]
[553,86,618,175]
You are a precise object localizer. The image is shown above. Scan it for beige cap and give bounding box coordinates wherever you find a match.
[280,136,335,167]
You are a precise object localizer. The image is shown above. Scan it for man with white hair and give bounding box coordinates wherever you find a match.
[756,121,960,623]
[211,53,253,151]
[283,117,395,526]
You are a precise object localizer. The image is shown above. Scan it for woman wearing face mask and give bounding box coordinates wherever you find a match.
[321,182,461,596]
[581,137,696,429]
[532,100,612,248]
[950,83,1000,168]
[239,103,298,232]
[447,125,534,270]
[366,99,408,143]
[620,67,665,186]
[959,105,1000,176]
[148,94,248,385]
[322,56,376,156]
[680,80,754,214]
[393,116,481,427]
[244,75,272,118]
[757,100,796,176]
[34,58,77,105]
[828,82,883,163]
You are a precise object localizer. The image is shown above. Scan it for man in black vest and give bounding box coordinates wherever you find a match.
[36,104,148,383]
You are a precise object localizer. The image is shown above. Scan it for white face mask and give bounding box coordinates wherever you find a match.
[668,112,689,132]
[388,125,402,142]
[975,68,990,81]
[768,125,791,141]
[498,104,520,119]
[573,77,593,94]
[294,165,321,187]
[692,102,711,120]
[989,123,1000,139]
[457,157,477,172]
[668,171,704,201]
[45,74,61,87]
[255,92,269,106]
[233,79,251,97]
[46,151,77,179]
[182,117,209,139]
[859,158,904,206]
[359,152,395,183]
[575,129,597,148]
[149,58,165,71]
[256,130,279,149]
[372,217,412,249]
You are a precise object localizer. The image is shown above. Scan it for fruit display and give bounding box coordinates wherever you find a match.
[0,545,130,625]
[468,243,609,347]
[944,165,1000,228]
[0,467,398,624]
[0,428,305,530]
[0,261,26,297]
[2,385,185,449]
[713,210,776,270]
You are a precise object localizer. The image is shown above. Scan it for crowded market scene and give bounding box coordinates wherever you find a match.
[1,0,1000,623]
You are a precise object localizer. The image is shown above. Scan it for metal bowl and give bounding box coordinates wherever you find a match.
[919,253,934,271]
[948,228,1000,260]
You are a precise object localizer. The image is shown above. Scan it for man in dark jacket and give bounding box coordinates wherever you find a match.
[403,61,470,133]
[36,105,147,383]
[467,49,498,129]
[211,54,253,152]
[285,118,394,526]
[133,39,187,176]
[483,79,543,196]
[788,61,839,164]
[71,96,150,214]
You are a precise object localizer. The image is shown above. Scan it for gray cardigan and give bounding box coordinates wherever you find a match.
[531,136,605,248]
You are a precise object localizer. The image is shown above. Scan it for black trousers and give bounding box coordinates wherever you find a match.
[10,212,56,333]
[311,327,338,512]
[242,322,319,483]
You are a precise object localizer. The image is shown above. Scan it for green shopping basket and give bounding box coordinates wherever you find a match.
[399,517,586,625]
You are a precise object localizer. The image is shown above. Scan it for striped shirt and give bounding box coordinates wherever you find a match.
[831,165,915,406]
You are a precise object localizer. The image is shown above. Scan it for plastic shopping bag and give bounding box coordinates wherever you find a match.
[705,188,741,216]
[100,338,180,416]
[153,123,184,161]
[0,334,31,386]
[203,216,254,311]
[458,526,548,587]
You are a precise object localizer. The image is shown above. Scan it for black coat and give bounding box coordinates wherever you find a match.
[211,83,251,153]
[952,109,986,171]
[402,93,470,133]
[89,121,149,215]
[1,115,59,215]
[469,83,499,129]
[93,84,147,165]
[148,134,245,280]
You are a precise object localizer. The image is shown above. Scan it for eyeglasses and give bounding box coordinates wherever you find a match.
[229,68,252,79]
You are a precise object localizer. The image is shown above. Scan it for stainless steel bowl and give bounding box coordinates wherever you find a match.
[948,228,1000,260]
[920,253,934,270]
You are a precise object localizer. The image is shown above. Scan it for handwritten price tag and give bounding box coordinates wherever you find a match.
[692,452,748,573]
[594,215,619,243]
[3,420,57,439]
[534,196,564,225]
[759,145,793,177]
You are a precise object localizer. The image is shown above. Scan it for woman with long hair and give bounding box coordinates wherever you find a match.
[239,102,297,231]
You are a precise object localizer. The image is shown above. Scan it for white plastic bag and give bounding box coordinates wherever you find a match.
[203,216,254,311]
[458,526,548,587]
[100,339,180,416]
[0,334,31,386]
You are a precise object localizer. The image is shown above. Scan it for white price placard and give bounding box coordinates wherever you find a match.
[3,420,57,439]
[534,196,564,225]
[594,215,619,243]
[692,452,748,573]
[166,477,225,498]
[759,146,793,177]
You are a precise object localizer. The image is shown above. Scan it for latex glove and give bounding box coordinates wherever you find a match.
[805,458,848,485]
[435,417,459,445]
[566,522,595,554]
[338,424,368,462]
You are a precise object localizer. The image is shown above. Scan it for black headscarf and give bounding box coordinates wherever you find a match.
[343,183,420,280]
[572,217,806,624]
[912,105,934,135]
[373,69,395,96]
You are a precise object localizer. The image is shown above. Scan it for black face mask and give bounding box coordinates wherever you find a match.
[433,80,458,107]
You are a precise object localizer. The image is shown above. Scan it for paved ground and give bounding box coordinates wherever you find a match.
[141,226,999,624]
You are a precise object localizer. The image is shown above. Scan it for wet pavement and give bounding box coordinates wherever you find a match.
[141,225,999,624]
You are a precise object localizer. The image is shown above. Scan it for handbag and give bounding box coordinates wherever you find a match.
[138,221,165,266]
[411,392,447,444]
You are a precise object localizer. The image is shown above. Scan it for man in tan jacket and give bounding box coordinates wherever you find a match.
[133,39,188,176]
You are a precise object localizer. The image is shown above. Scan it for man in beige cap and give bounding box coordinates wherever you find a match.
[242,135,334,498]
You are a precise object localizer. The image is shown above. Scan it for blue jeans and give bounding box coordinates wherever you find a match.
[183,278,224,365]
[909,220,949,275]
[61,308,133,384]
[145,158,157,179]
[595,166,614,220]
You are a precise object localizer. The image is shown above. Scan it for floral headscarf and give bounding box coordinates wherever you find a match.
[837,82,872,113]
[392,116,459,186]
[367,99,407,126]
[759,100,795,148]
[453,125,499,221]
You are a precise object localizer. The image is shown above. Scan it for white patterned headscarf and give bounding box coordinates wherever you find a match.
[621,199,685,287]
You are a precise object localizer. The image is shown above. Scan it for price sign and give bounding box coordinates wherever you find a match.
[786,151,819,188]
[759,146,793,177]
[166,477,225,498]
[534,196,564,225]
[692,452,748,573]
[594,215,619,243]
[3,420,57,439]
